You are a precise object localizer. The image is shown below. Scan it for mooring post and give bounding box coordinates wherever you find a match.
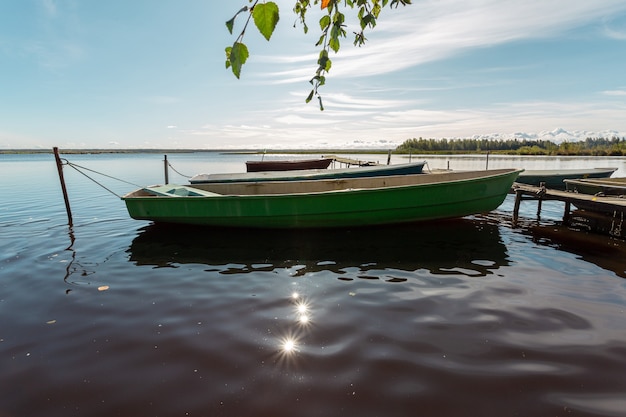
[485,151,489,170]
[513,188,522,225]
[387,150,391,165]
[563,201,571,225]
[536,182,546,218]
[53,147,73,227]
[164,155,169,185]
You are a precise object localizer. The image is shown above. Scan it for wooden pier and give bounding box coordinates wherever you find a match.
[512,182,626,237]
[323,155,379,167]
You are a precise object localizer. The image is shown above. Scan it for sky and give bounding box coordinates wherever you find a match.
[1,0,626,150]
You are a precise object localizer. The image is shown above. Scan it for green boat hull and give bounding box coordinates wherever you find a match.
[123,169,522,229]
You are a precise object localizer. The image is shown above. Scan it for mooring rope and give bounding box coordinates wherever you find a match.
[167,161,192,179]
[62,159,143,198]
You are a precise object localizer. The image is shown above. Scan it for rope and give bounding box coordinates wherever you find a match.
[62,159,143,198]
[167,161,192,179]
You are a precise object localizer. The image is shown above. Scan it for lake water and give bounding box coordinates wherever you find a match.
[1,152,626,417]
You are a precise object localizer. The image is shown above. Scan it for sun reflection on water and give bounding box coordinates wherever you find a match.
[282,338,297,353]
[274,291,315,366]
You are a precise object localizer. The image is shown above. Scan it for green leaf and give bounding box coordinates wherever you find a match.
[252,2,279,41]
[329,35,340,53]
[319,15,331,30]
[226,18,235,34]
[361,14,376,30]
[225,6,249,34]
[317,50,330,71]
[225,46,232,69]
[229,42,249,79]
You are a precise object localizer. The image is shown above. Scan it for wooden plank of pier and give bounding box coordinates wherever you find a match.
[512,182,626,224]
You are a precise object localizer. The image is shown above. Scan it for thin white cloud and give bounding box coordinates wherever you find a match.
[603,90,626,96]
[261,0,626,80]
[602,14,626,39]
[172,96,626,149]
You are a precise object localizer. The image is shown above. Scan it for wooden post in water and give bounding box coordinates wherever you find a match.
[387,150,391,165]
[164,155,169,185]
[53,147,73,227]
[563,201,571,225]
[513,189,522,225]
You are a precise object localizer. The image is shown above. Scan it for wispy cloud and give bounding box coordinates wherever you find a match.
[602,14,626,39]
[262,0,626,81]
[603,89,626,96]
[175,95,626,149]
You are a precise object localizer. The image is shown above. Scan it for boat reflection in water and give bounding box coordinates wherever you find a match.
[127,218,509,279]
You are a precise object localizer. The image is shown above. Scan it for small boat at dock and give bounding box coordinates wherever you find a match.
[515,167,617,190]
[564,177,626,197]
[189,161,427,184]
[245,157,333,172]
[123,168,522,229]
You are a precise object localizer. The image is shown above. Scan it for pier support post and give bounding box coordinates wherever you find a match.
[513,189,522,225]
[563,201,571,225]
[53,147,73,227]
[536,182,547,219]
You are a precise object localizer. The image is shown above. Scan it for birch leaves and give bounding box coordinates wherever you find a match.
[226,0,412,109]
[225,2,279,79]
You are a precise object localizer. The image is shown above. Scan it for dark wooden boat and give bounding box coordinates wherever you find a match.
[245,158,334,172]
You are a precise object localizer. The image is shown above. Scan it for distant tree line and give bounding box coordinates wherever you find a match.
[395,136,626,156]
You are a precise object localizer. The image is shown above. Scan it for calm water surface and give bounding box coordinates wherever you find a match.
[1,152,626,417]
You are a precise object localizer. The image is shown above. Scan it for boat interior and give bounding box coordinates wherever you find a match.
[126,169,521,198]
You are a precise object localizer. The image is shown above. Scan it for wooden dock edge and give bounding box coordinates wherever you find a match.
[511,182,626,236]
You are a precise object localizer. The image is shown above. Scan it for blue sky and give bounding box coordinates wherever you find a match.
[1,0,625,149]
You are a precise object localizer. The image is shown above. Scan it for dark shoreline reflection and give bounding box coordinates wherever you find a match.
[127,219,509,277]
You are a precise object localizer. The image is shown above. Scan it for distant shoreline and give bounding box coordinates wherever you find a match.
[0,148,394,155]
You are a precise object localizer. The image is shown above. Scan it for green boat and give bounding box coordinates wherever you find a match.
[516,167,617,190]
[122,168,522,228]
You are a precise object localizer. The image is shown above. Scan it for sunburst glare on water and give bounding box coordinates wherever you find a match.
[272,292,316,367]
[274,332,302,368]
[295,300,312,325]
[282,338,297,353]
